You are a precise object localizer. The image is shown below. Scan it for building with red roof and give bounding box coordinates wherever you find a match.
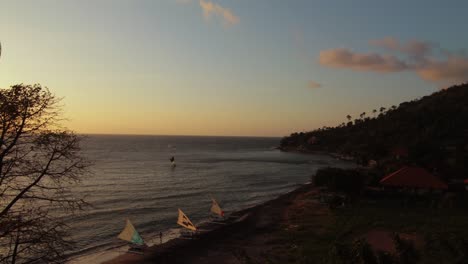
[380,166,448,190]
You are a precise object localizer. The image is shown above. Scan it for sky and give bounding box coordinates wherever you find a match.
[0,0,467,137]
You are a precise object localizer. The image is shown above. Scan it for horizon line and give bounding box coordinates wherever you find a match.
[77,132,282,138]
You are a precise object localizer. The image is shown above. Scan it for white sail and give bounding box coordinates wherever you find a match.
[177,209,197,231]
[118,219,144,245]
[210,198,224,217]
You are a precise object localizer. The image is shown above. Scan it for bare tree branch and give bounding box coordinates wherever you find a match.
[0,84,89,263]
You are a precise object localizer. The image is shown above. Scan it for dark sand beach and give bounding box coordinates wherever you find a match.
[104,183,329,264]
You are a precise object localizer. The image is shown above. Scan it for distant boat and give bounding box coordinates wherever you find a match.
[168,144,177,150]
[210,197,224,218]
[170,156,176,168]
[177,208,197,231]
[117,219,146,253]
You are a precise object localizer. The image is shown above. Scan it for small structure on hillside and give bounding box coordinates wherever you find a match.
[390,146,409,160]
[367,159,378,168]
[380,166,448,190]
[307,136,317,145]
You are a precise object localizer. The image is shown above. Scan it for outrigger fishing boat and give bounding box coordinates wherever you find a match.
[209,197,229,224]
[210,197,224,217]
[177,208,197,238]
[117,219,147,254]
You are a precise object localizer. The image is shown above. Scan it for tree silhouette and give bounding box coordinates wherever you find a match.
[280,83,468,177]
[0,84,89,263]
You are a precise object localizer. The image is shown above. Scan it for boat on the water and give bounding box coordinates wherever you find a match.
[209,197,227,224]
[117,219,147,254]
[177,208,197,238]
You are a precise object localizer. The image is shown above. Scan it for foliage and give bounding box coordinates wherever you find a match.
[281,83,468,178]
[393,234,419,264]
[329,239,399,264]
[313,168,366,195]
[0,84,89,263]
[423,232,468,264]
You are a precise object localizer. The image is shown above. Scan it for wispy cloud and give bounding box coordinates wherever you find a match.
[416,56,468,83]
[319,37,468,86]
[319,48,409,73]
[199,0,239,26]
[370,37,432,58]
[308,81,322,89]
[176,0,239,26]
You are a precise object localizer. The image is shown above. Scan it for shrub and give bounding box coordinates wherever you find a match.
[313,168,366,195]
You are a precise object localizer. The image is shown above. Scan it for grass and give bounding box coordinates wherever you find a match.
[278,193,468,263]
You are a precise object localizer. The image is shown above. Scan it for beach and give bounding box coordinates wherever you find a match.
[104,182,328,263]
[63,135,354,262]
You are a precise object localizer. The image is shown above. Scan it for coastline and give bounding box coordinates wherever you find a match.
[103,182,323,264]
[279,146,356,162]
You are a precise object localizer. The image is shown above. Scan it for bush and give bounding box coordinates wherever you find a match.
[393,234,419,264]
[423,232,468,263]
[330,239,394,264]
[313,168,366,195]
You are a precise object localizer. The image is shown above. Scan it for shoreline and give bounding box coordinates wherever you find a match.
[67,182,313,264]
[279,147,357,162]
[68,150,356,264]
[65,148,355,264]
[103,182,317,264]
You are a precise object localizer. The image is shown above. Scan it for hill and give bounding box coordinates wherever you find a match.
[280,83,468,179]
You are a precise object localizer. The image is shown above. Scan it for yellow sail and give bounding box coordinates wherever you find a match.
[177,209,197,231]
[210,198,224,217]
[117,219,144,245]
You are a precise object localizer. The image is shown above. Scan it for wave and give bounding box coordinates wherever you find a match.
[62,135,353,263]
[197,158,311,165]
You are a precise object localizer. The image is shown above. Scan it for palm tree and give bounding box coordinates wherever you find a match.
[372,109,377,118]
[346,115,352,121]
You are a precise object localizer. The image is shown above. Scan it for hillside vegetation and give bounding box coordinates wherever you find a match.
[280,83,468,178]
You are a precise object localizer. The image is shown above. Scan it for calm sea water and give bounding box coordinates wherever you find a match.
[66,135,353,261]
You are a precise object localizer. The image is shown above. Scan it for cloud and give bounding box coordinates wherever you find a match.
[319,37,468,86]
[176,0,239,26]
[199,0,239,26]
[319,48,409,73]
[416,56,468,83]
[308,81,322,89]
[369,37,432,58]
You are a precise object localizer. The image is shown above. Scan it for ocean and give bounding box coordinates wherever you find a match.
[66,135,354,263]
